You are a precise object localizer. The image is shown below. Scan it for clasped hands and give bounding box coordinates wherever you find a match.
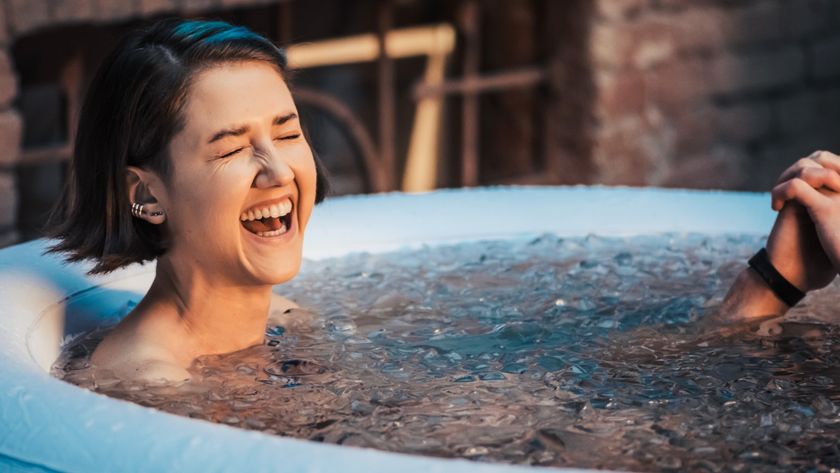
[766,150,840,294]
[720,150,840,324]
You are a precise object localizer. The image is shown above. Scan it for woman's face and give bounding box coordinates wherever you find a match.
[161,60,317,285]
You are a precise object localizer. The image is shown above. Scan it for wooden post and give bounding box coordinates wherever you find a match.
[377,0,396,190]
[279,1,292,46]
[459,0,480,187]
[536,0,555,179]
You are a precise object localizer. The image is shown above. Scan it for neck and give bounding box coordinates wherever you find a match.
[139,255,272,363]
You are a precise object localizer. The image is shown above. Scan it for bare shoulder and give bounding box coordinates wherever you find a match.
[270,292,299,315]
[91,327,191,384]
[268,293,299,324]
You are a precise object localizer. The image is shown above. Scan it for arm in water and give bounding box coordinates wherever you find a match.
[720,151,840,322]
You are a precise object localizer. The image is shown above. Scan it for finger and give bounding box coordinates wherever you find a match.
[772,168,840,209]
[777,157,822,184]
[792,167,840,192]
[771,177,828,211]
[809,150,840,173]
[809,167,840,193]
[778,150,840,184]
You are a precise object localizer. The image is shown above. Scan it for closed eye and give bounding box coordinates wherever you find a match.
[216,134,299,159]
[218,147,245,159]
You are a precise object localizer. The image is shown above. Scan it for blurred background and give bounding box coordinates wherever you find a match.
[1,0,840,248]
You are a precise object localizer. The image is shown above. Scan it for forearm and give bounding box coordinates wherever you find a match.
[718,200,838,323]
[718,267,790,322]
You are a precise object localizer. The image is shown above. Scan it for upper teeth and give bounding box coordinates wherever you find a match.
[240,200,292,221]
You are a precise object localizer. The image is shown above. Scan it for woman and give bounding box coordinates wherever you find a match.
[49,19,328,383]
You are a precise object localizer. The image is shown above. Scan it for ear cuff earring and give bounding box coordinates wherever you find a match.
[130,202,144,218]
[130,202,164,218]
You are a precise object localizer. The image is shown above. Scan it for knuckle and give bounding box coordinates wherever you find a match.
[815,150,840,164]
[798,164,826,182]
[804,166,826,180]
[808,150,825,160]
[790,177,808,192]
[792,159,818,174]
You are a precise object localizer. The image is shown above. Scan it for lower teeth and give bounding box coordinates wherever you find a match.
[256,224,287,237]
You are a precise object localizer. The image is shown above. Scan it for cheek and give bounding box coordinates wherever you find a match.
[168,164,251,236]
[296,148,318,231]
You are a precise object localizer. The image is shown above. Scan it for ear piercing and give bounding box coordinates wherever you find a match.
[130,202,165,218]
[130,202,144,218]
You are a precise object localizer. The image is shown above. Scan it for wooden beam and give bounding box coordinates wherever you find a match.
[286,24,456,69]
[413,67,544,99]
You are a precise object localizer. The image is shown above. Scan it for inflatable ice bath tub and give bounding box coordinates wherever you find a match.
[0,187,775,472]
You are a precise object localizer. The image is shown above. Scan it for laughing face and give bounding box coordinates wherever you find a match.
[159,60,317,285]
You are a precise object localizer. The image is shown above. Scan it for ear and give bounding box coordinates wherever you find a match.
[126,166,167,225]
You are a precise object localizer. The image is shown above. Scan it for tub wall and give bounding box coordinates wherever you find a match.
[0,187,776,472]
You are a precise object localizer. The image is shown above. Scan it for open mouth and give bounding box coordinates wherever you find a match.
[239,199,293,238]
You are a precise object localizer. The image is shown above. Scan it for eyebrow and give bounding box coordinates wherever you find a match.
[206,112,299,144]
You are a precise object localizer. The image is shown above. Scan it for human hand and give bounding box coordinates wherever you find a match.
[765,201,835,293]
[715,153,839,324]
[771,150,840,213]
[771,150,840,279]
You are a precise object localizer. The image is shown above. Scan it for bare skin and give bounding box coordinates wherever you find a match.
[90,61,317,383]
[721,151,840,326]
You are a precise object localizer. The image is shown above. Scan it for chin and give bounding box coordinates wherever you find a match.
[254,258,302,285]
[237,229,305,285]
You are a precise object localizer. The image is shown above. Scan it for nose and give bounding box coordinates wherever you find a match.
[253,145,294,188]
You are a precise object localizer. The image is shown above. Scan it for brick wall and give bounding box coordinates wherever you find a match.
[0,2,19,247]
[590,0,840,190]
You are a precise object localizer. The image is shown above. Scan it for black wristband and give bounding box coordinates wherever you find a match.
[748,248,805,307]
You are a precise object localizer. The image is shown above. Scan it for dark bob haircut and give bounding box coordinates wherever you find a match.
[47,19,329,274]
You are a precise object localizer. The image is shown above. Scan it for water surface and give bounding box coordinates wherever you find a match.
[56,234,840,472]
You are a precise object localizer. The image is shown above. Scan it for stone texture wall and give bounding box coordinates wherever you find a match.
[589,0,840,190]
